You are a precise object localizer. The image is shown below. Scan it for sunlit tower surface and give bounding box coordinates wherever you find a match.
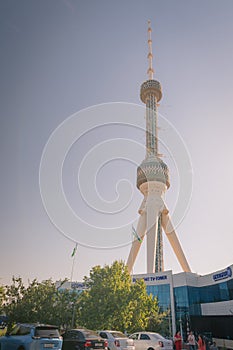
[127,21,191,274]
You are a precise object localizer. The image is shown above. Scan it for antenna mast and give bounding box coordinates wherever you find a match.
[147,20,154,80]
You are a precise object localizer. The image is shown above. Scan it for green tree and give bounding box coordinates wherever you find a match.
[3,277,79,328]
[3,276,26,327]
[0,285,5,314]
[77,261,162,333]
[146,307,171,336]
[0,285,5,303]
[53,284,80,329]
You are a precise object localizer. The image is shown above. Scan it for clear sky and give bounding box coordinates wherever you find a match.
[1,0,233,285]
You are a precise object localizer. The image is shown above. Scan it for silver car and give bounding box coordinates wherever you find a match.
[0,323,63,350]
[129,332,173,350]
[98,330,135,350]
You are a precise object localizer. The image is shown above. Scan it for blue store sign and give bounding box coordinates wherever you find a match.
[213,267,232,282]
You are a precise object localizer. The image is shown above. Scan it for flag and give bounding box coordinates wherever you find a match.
[71,243,78,257]
[132,225,142,243]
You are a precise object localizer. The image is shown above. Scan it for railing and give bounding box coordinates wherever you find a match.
[213,338,233,350]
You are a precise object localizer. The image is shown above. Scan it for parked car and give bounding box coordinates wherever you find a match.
[62,328,108,350]
[0,323,63,350]
[98,330,135,350]
[129,332,173,350]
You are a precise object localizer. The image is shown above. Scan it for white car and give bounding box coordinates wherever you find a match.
[98,330,135,350]
[129,332,173,350]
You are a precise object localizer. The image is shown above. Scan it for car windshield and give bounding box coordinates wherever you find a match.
[110,332,127,338]
[10,325,21,335]
[35,327,60,338]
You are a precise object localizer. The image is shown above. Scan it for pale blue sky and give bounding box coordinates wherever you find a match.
[1,0,233,285]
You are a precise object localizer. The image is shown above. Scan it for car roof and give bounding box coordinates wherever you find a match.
[16,323,58,328]
[137,332,161,334]
[131,332,162,336]
[99,331,126,335]
[69,328,92,332]
[99,330,119,332]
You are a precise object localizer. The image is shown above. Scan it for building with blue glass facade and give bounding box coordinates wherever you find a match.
[133,264,233,347]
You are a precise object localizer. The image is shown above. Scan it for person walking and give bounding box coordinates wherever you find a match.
[187,331,196,350]
[174,331,182,350]
[197,335,206,350]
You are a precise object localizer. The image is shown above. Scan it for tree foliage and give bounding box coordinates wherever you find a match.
[76,261,164,333]
[3,277,78,329]
[0,285,5,313]
[2,263,169,335]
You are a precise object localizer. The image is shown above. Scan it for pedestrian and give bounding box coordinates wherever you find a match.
[187,331,196,350]
[174,331,182,350]
[197,335,206,350]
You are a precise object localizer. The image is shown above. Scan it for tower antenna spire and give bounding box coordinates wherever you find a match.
[147,20,154,80]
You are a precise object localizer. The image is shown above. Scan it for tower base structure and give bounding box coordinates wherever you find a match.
[127,181,191,274]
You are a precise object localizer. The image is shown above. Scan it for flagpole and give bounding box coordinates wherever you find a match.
[70,243,78,282]
[131,227,134,277]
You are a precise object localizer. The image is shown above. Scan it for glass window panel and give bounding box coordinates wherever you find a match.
[219,282,229,301]
[146,284,171,311]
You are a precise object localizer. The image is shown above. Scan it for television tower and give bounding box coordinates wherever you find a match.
[127,21,191,274]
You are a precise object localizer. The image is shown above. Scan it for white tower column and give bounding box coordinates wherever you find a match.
[141,182,167,273]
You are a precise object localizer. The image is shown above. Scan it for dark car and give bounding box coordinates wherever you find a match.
[62,328,108,350]
[0,323,63,349]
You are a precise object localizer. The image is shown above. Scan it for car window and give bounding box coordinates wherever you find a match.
[9,325,30,336]
[140,334,150,340]
[35,327,60,338]
[150,333,165,341]
[78,331,87,339]
[110,332,126,338]
[83,330,99,338]
[18,326,31,335]
[10,325,21,336]
[64,331,82,339]
[64,331,78,339]
[99,332,108,339]
[129,334,139,340]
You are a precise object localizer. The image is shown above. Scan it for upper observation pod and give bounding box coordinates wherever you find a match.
[137,155,170,189]
[140,79,162,104]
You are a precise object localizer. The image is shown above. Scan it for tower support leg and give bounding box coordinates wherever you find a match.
[127,212,146,274]
[127,181,167,274]
[161,212,191,272]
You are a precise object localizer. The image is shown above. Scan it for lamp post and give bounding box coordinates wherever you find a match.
[168,310,172,338]
[71,302,75,328]
[179,317,183,342]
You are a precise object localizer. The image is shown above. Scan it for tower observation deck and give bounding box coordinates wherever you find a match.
[127,21,191,274]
